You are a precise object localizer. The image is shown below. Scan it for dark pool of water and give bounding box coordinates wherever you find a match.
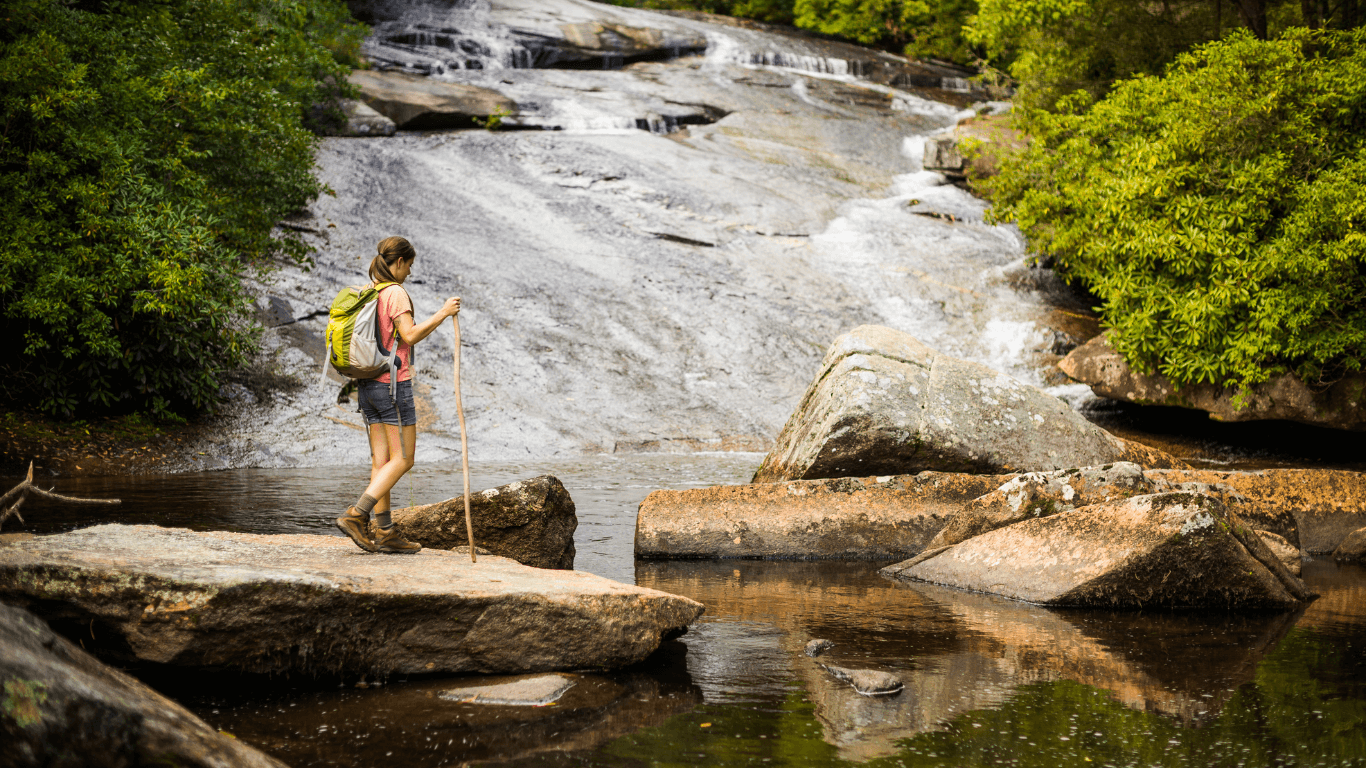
[9,454,1366,767]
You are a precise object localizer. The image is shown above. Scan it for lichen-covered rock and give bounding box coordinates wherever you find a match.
[394,475,576,569]
[925,462,1156,551]
[635,471,1012,560]
[882,492,1314,609]
[1060,334,1366,431]
[0,525,700,676]
[0,602,286,768]
[752,326,1186,483]
[1149,468,1366,553]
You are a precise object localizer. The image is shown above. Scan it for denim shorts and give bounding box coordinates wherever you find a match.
[357,379,416,427]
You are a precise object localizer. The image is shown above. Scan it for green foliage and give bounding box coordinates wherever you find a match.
[966,0,1231,110]
[473,105,514,131]
[603,0,796,26]
[794,0,978,63]
[0,0,365,419]
[984,29,1366,393]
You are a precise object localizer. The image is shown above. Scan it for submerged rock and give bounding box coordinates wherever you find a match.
[752,326,1186,483]
[883,492,1313,609]
[635,471,1011,560]
[393,475,576,569]
[824,665,904,696]
[0,602,286,768]
[440,673,576,706]
[1060,334,1366,431]
[0,525,700,676]
[805,639,835,657]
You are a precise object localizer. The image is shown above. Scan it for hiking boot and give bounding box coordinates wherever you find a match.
[374,524,422,554]
[336,506,377,553]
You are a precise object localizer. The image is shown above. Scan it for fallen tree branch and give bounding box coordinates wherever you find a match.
[1,462,122,532]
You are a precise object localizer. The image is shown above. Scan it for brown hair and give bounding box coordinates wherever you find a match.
[369,236,416,284]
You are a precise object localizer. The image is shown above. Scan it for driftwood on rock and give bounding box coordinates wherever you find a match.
[0,461,121,530]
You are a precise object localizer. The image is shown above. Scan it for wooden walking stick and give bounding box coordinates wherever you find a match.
[452,310,476,563]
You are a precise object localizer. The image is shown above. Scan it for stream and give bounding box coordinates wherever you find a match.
[14,446,1366,767]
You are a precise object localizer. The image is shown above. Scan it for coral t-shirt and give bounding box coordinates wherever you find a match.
[372,283,413,384]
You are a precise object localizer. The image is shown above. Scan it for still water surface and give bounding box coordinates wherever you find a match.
[14,453,1366,767]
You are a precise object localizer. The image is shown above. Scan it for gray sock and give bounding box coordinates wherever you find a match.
[375,511,393,530]
[356,494,379,518]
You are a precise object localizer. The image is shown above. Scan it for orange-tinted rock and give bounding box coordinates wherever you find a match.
[1060,334,1366,431]
[925,462,1156,550]
[1150,468,1366,554]
[635,472,1013,560]
[884,492,1311,609]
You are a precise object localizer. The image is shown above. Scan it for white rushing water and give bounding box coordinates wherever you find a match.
[197,0,1088,470]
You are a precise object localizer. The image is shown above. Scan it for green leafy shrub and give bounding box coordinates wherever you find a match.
[0,0,365,418]
[983,29,1366,393]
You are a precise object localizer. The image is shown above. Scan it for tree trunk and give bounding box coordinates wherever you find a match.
[1235,0,1268,37]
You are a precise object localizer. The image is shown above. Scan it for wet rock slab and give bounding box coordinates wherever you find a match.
[440,673,575,705]
[752,325,1187,483]
[394,475,576,569]
[0,525,701,676]
[635,471,1011,560]
[884,492,1312,609]
[0,602,285,768]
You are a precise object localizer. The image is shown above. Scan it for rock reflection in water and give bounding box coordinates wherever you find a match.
[165,642,701,767]
[637,560,1298,762]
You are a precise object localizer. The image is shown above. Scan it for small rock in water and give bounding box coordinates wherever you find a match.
[441,674,576,706]
[824,665,904,696]
[1334,526,1366,563]
[805,639,835,657]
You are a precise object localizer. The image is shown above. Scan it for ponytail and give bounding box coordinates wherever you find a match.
[369,236,416,284]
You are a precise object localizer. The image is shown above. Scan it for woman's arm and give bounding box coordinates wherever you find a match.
[396,296,461,346]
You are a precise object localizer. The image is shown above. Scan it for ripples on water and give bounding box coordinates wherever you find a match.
[12,455,1366,767]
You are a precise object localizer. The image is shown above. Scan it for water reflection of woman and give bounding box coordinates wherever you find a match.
[335,236,461,554]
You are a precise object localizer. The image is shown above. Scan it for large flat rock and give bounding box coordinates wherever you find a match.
[1,602,286,768]
[634,472,1012,560]
[752,325,1187,482]
[0,525,701,676]
[883,492,1310,609]
[1060,334,1366,431]
[394,475,576,569]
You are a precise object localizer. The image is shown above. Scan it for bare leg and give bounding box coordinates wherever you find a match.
[363,424,417,504]
[368,425,392,514]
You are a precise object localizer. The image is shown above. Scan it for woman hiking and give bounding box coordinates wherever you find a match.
[336,236,461,554]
